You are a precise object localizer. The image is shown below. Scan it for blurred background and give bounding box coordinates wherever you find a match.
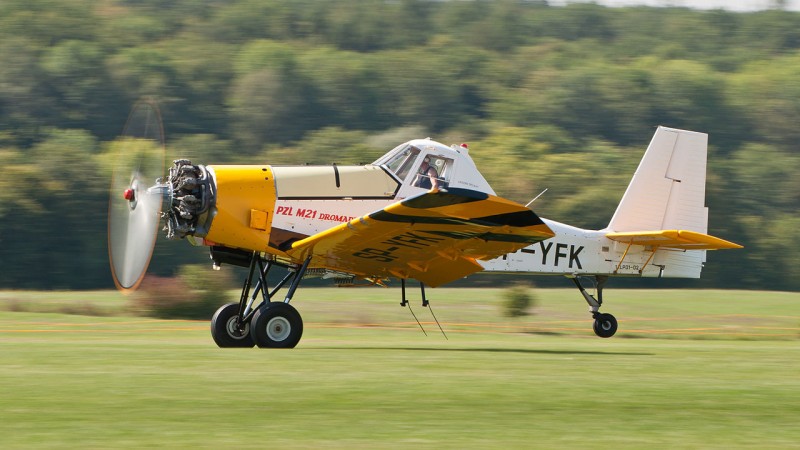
[0,0,797,291]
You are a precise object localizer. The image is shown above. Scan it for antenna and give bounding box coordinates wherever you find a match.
[400,279,427,335]
[525,188,548,208]
[406,302,428,336]
[421,283,448,340]
[426,301,448,340]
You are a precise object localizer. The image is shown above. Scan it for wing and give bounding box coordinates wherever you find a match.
[286,188,555,287]
[606,229,742,250]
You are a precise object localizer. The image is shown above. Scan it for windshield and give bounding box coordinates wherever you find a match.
[383,144,420,182]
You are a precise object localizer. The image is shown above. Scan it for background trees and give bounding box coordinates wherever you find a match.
[0,0,797,290]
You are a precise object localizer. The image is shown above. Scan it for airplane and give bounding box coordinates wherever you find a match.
[108,101,742,348]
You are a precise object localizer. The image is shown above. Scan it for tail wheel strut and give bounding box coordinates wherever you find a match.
[571,276,618,338]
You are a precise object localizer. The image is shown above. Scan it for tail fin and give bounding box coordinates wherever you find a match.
[607,126,709,233]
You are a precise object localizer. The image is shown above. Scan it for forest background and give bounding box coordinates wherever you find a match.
[0,0,797,291]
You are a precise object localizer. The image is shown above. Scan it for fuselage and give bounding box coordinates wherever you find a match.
[163,136,704,281]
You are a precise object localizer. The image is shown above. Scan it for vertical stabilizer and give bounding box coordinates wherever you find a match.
[607,126,708,233]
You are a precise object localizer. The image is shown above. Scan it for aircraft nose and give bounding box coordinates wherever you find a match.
[199,164,278,252]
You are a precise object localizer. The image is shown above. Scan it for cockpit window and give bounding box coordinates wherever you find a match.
[384,145,420,182]
[412,155,453,190]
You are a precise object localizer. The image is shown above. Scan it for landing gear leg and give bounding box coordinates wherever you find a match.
[209,250,311,349]
[250,256,311,348]
[571,276,618,338]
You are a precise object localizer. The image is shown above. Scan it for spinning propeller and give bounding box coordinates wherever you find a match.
[107,101,168,291]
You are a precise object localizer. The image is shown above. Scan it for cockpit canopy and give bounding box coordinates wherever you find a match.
[373,139,495,196]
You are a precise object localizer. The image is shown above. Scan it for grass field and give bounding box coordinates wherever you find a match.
[1,288,799,448]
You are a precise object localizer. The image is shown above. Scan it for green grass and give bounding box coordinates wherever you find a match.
[1,288,799,448]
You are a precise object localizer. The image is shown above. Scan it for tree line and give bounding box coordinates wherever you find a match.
[0,0,798,290]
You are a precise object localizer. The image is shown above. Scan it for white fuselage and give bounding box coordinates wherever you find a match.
[479,219,703,278]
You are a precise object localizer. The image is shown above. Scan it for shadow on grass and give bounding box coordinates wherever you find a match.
[313,347,653,356]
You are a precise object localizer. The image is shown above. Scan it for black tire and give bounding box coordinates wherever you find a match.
[593,313,618,338]
[211,303,255,348]
[250,302,303,348]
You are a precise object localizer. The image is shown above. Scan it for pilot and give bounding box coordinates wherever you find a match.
[414,156,439,189]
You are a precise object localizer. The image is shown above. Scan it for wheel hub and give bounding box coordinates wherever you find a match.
[266,317,291,341]
[225,316,249,340]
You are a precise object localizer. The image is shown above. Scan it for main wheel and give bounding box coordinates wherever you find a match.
[250,302,303,348]
[211,303,255,348]
[593,313,618,338]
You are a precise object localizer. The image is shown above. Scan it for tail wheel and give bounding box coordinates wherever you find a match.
[593,313,618,338]
[211,303,255,348]
[250,302,303,348]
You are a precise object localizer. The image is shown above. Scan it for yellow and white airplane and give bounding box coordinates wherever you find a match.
[109,103,741,348]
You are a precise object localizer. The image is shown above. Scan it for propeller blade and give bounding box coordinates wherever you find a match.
[107,101,166,292]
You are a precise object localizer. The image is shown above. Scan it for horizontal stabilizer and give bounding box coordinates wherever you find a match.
[606,230,742,250]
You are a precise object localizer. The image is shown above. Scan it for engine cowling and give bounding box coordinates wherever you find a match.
[163,160,277,254]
